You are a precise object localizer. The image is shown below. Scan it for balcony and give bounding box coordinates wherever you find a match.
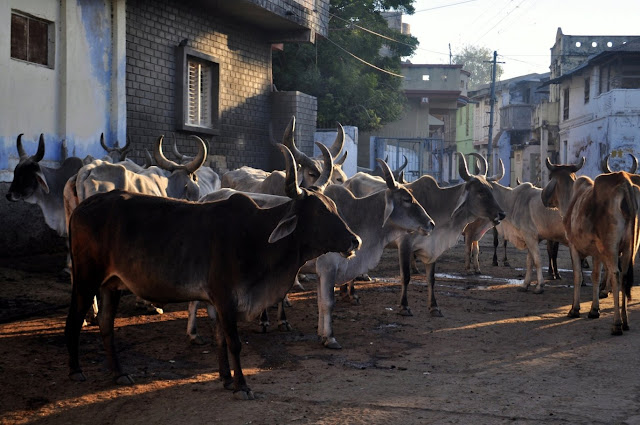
[499,104,532,131]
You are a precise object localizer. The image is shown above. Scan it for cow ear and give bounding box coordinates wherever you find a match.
[35,169,50,194]
[269,213,299,243]
[451,190,468,218]
[382,190,395,227]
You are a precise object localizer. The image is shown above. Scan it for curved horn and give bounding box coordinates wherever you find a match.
[281,116,315,169]
[16,134,27,160]
[602,154,613,173]
[184,135,207,174]
[396,155,408,173]
[170,133,187,161]
[384,155,389,162]
[143,149,154,168]
[313,142,334,191]
[545,157,561,172]
[376,158,398,190]
[568,157,585,173]
[487,158,505,182]
[328,123,345,159]
[515,177,522,186]
[100,133,110,152]
[277,143,304,200]
[456,152,472,181]
[469,152,488,176]
[153,135,179,172]
[335,150,348,166]
[629,153,638,174]
[33,134,45,162]
[120,136,132,158]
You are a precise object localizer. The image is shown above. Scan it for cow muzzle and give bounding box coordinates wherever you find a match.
[493,211,506,225]
[340,235,362,259]
[417,220,435,236]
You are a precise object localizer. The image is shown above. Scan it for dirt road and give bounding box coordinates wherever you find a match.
[2,239,640,425]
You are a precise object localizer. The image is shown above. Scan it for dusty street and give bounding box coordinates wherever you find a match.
[1,237,640,425]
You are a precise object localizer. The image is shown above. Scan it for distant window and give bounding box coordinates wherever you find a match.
[460,80,464,89]
[563,88,569,120]
[422,74,430,81]
[11,12,54,67]
[599,63,611,94]
[584,77,590,103]
[176,46,220,135]
[441,74,447,81]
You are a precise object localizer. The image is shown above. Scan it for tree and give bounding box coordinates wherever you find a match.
[272,0,418,131]
[452,45,504,90]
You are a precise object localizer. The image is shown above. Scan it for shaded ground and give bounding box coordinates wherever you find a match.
[2,238,640,425]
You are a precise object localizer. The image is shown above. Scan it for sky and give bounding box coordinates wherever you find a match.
[401,0,640,80]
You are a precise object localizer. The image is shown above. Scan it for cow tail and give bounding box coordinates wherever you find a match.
[622,180,639,300]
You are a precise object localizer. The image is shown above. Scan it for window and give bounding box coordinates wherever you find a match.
[176,46,220,135]
[584,77,590,103]
[422,74,430,81]
[563,88,569,120]
[11,12,54,67]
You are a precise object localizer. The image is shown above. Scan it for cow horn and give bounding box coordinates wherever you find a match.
[384,155,389,162]
[143,149,154,168]
[602,154,612,173]
[171,133,188,161]
[153,135,179,171]
[629,153,638,174]
[33,134,45,162]
[469,152,487,176]
[456,152,472,181]
[335,150,348,166]
[328,123,345,159]
[313,142,334,190]
[396,155,408,173]
[100,133,110,152]
[568,157,585,173]
[545,157,561,172]
[184,135,207,174]
[516,177,522,186]
[278,143,304,200]
[16,134,28,160]
[121,136,132,158]
[376,158,398,190]
[281,116,315,169]
[487,158,505,182]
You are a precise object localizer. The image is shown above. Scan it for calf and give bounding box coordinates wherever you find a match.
[65,144,361,399]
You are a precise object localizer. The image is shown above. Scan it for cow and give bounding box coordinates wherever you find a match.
[221,116,347,195]
[65,143,361,400]
[7,134,84,237]
[370,155,408,182]
[301,159,434,349]
[542,158,640,334]
[346,153,505,317]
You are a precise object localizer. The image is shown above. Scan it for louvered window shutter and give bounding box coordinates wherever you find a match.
[187,59,212,127]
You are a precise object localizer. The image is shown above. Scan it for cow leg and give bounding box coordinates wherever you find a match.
[568,245,584,318]
[317,269,340,349]
[517,253,533,292]
[65,281,98,382]
[340,280,359,305]
[596,262,609,298]
[187,301,208,345]
[425,262,442,317]
[588,257,602,319]
[464,236,473,274]
[135,297,163,314]
[531,243,545,294]
[492,227,499,266]
[397,239,414,316]
[547,241,560,280]
[97,287,132,385]
[611,269,623,335]
[277,300,292,331]
[471,240,481,274]
[502,239,510,267]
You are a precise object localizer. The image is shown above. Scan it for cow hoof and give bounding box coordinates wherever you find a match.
[189,335,207,346]
[474,271,482,275]
[115,374,135,385]
[611,324,623,336]
[503,261,511,267]
[149,305,163,315]
[429,309,443,318]
[533,287,544,295]
[355,274,372,282]
[588,310,600,319]
[567,309,580,318]
[260,324,269,333]
[623,323,630,331]
[398,307,413,317]
[322,337,342,349]
[599,290,609,299]
[350,297,361,306]
[234,389,255,400]
[278,322,293,332]
[517,285,529,293]
[492,261,499,267]
[69,371,86,382]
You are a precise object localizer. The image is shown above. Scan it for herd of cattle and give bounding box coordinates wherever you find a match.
[5,116,640,400]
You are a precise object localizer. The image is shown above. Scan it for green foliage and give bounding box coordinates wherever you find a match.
[452,45,504,90]
[272,0,418,131]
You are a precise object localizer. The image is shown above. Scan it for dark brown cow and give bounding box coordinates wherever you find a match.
[542,158,640,334]
[65,144,361,400]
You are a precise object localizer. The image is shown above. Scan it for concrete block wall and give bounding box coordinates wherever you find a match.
[126,0,275,171]
[271,91,318,158]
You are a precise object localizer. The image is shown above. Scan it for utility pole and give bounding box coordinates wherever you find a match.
[486,50,498,176]
[449,43,452,65]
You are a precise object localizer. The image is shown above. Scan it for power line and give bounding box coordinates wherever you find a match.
[476,0,527,42]
[323,36,405,78]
